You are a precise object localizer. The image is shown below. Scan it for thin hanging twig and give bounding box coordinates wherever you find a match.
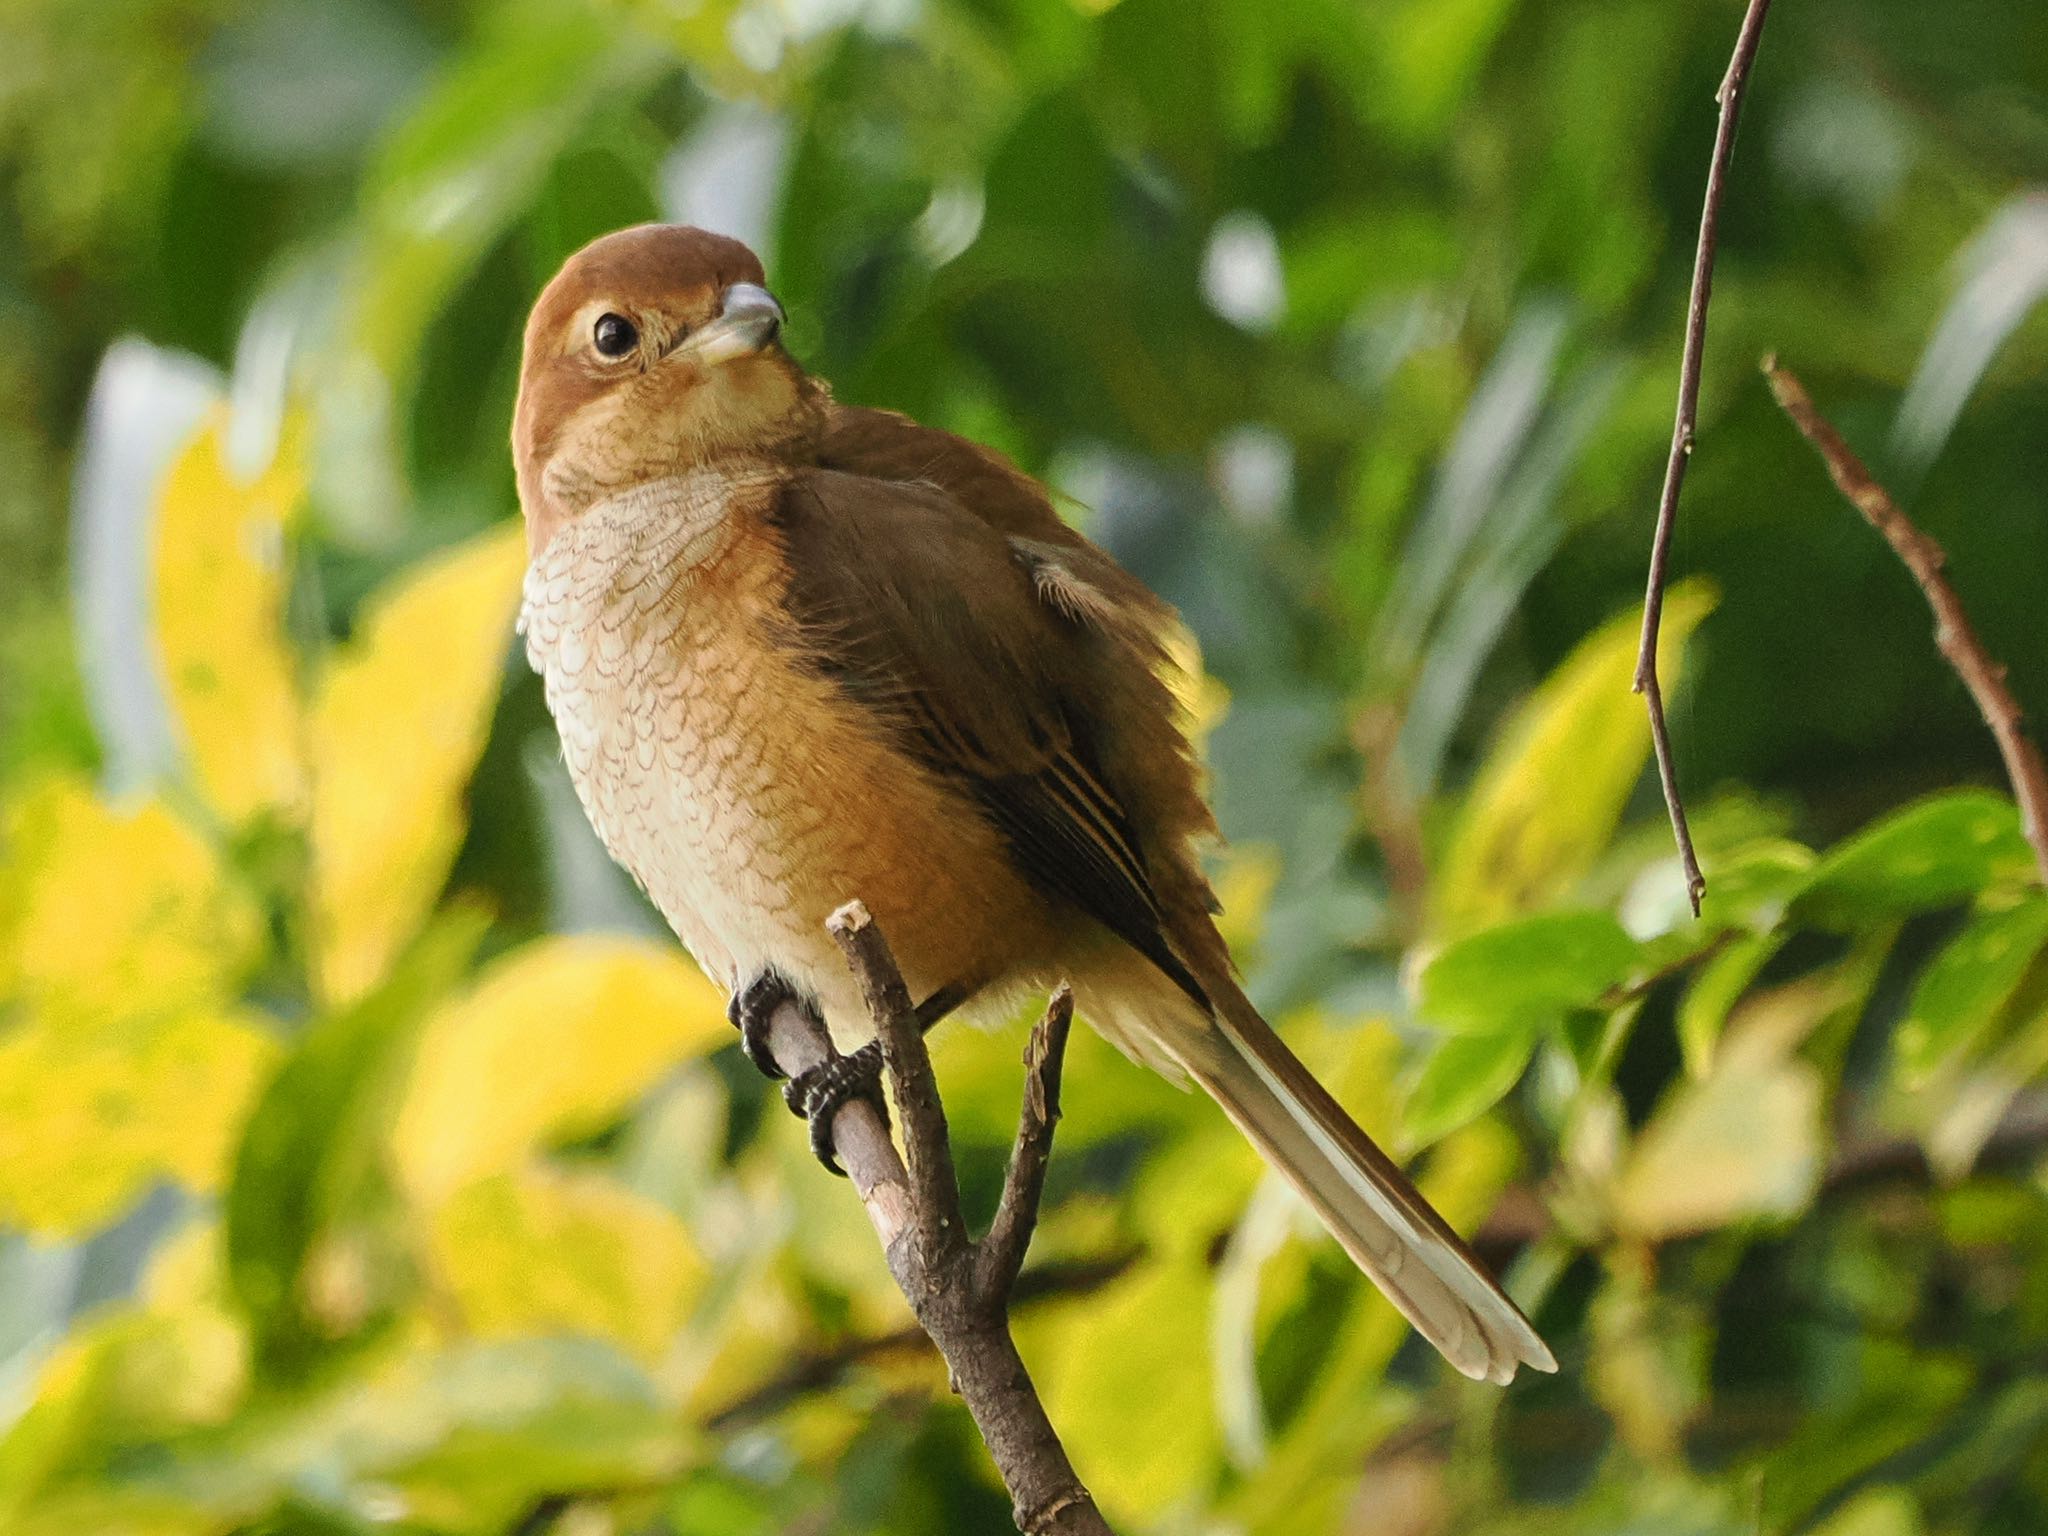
[1635,0,1777,914]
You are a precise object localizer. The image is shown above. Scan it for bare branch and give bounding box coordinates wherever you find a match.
[751,905,1113,1536]
[1763,358,2048,885]
[828,899,968,1258]
[1635,0,1776,915]
[980,985,1075,1304]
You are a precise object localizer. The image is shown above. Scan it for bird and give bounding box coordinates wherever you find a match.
[512,222,1556,1385]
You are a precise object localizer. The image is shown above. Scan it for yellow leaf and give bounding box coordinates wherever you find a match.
[1588,1251,1706,1461]
[394,935,731,1205]
[308,524,525,1002]
[679,1246,844,1424]
[0,1009,279,1237]
[0,774,261,1026]
[1131,1125,1262,1263]
[1042,1256,1219,1521]
[1811,1488,1923,1536]
[150,407,307,825]
[0,1265,248,1533]
[427,1166,705,1363]
[3,1491,218,1536]
[1433,580,1717,936]
[1614,1061,1822,1240]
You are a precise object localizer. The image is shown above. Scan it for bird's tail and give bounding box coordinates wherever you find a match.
[1185,980,1555,1384]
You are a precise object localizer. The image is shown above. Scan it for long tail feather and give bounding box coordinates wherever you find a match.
[1188,983,1555,1384]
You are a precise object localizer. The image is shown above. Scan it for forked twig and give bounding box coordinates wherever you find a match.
[745,901,1114,1536]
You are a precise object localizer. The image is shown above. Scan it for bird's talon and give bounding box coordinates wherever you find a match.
[784,1040,886,1177]
[729,969,819,1081]
[811,1113,845,1177]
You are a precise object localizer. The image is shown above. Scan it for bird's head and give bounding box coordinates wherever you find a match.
[512,224,823,555]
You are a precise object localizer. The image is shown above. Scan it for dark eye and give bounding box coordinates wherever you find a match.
[592,313,637,358]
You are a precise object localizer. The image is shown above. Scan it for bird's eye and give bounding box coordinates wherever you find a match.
[592,313,638,359]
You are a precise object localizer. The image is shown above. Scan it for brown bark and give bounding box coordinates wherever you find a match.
[1764,359,2048,887]
[746,900,1114,1536]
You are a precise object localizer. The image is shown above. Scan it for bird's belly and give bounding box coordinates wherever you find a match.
[536,600,1054,1039]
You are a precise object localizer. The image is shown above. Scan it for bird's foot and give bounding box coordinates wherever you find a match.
[726,969,816,1081]
[783,1041,886,1176]
[727,972,969,1176]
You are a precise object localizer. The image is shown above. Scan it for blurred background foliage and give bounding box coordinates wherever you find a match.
[1,0,2047,1531]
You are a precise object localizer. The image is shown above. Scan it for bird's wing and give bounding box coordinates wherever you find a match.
[771,466,1206,1006]
[817,405,1071,544]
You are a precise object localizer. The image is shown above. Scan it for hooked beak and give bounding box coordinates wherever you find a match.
[677,282,784,366]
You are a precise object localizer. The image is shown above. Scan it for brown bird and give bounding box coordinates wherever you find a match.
[512,223,1555,1384]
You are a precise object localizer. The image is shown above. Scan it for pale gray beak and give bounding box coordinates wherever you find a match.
[682,282,784,365]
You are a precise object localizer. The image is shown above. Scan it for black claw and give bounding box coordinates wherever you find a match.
[784,1041,887,1177]
[728,969,820,1082]
[809,1103,844,1174]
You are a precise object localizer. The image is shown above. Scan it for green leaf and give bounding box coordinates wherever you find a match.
[225,911,486,1377]
[1794,791,2036,928]
[1922,991,2048,1181]
[1810,1488,1925,1536]
[1416,910,1638,1031]
[110,1339,686,1535]
[1756,1341,1971,1530]
[1695,837,1817,932]
[1219,1119,1525,1533]
[391,1343,689,1536]
[0,1293,248,1534]
[1369,0,1521,143]
[313,5,668,535]
[1402,1029,1537,1149]
[1894,894,2048,1088]
[1552,1003,1626,1084]
[1677,931,1785,1079]
[1587,1252,1707,1461]
[1433,580,1715,934]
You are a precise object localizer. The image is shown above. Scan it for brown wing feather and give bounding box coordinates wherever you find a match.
[818,405,1074,544]
[770,468,1208,1005]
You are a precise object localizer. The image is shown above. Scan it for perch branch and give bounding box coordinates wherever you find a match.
[981,985,1075,1301]
[746,900,1116,1536]
[829,903,967,1257]
[1763,358,2048,885]
[1634,0,1776,914]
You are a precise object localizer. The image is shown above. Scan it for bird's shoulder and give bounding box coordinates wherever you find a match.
[816,404,1069,543]
[785,409,1173,657]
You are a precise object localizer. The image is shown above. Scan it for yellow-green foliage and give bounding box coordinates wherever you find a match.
[3,3,2048,1533]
